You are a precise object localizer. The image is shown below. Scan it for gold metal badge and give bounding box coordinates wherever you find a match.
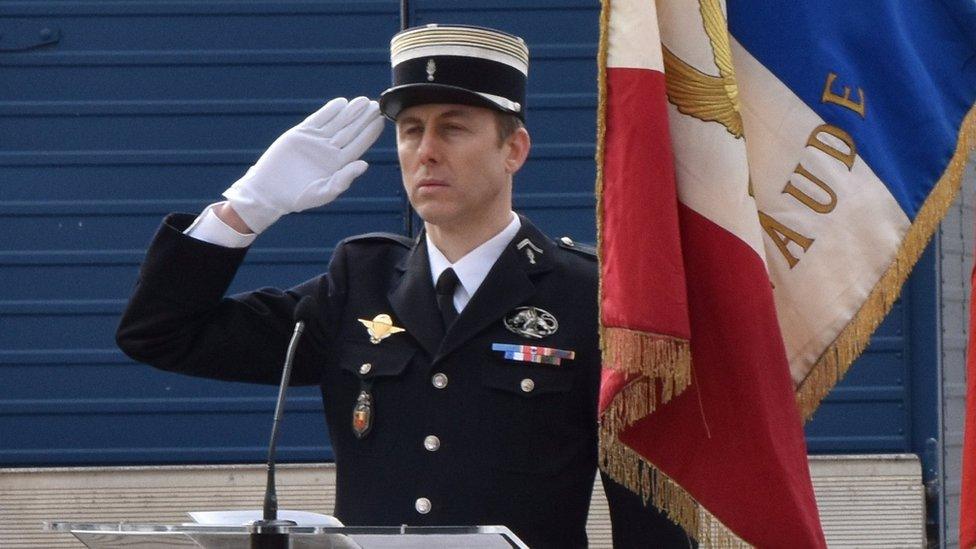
[358,314,406,344]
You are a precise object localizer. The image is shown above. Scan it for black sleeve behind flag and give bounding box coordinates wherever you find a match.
[601,471,698,549]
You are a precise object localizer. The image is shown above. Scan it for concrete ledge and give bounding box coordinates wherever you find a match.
[808,454,925,547]
[1,455,924,547]
[0,463,613,548]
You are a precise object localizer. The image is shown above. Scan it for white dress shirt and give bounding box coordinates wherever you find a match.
[184,202,258,248]
[426,212,521,313]
[184,203,522,313]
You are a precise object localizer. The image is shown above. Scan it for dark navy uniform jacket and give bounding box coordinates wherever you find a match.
[116,212,601,548]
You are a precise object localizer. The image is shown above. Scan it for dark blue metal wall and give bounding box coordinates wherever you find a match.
[0,0,599,465]
[805,245,939,468]
[0,1,935,468]
[1,1,400,464]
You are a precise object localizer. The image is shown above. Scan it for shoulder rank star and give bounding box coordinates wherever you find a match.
[357,314,406,344]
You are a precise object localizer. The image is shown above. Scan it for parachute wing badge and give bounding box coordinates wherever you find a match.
[358,314,406,344]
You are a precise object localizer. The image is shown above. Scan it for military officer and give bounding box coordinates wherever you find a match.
[117,25,601,547]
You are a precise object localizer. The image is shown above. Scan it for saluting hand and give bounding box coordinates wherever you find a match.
[222,96,385,234]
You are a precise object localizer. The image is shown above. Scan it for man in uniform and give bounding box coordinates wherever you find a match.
[117,25,601,547]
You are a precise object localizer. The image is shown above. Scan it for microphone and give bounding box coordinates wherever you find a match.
[252,296,316,548]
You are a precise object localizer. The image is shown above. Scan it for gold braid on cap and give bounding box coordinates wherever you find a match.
[391,26,529,73]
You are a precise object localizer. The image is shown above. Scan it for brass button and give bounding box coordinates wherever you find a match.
[359,363,372,375]
[431,373,448,389]
[415,497,431,514]
[423,435,441,452]
[520,378,535,393]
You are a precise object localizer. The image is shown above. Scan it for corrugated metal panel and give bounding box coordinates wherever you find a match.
[587,473,613,549]
[1,0,601,467]
[938,162,975,548]
[809,455,925,548]
[0,464,337,548]
[0,464,614,548]
[0,0,400,465]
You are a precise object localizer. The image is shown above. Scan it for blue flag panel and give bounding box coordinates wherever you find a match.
[729,1,976,218]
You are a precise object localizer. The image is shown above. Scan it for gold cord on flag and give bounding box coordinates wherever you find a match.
[796,103,976,420]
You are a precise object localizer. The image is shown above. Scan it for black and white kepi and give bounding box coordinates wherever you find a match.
[379,24,529,121]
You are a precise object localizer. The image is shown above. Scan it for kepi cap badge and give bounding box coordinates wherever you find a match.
[358,313,406,344]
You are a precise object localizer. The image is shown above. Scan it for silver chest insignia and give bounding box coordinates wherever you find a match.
[504,306,558,339]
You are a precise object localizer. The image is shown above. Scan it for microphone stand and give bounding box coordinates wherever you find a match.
[251,315,306,549]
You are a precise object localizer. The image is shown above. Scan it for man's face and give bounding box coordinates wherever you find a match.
[396,103,522,230]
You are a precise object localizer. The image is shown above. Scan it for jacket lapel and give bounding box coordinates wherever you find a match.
[388,237,443,358]
[436,216,555,362]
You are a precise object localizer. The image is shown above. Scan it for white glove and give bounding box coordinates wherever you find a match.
[222,96,385,234]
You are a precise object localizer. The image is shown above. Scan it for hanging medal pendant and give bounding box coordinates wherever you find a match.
[352,388,373,439]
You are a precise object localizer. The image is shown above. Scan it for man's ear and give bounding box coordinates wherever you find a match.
[504,128,531,174]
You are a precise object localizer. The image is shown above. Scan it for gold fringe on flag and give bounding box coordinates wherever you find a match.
[599,377,658,447]
[600,430,751,548]
[796,103,976,420]
[601,327,692,411]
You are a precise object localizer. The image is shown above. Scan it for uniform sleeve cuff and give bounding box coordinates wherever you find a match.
[184,202,257,248]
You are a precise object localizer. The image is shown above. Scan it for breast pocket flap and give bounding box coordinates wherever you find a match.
[480,363,575,397]
[338,340,415,378]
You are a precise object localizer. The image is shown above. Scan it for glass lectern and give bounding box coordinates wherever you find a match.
[45,522,529,548]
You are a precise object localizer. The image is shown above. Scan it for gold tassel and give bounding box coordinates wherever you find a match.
[602,327,691,378]
[601,326,692,419]
[599,428,753,548]
[796,103,976,420]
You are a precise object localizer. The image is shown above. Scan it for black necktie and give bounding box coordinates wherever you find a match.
[435,268,460,330]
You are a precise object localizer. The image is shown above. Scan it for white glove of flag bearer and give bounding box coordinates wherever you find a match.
[222,96,385,234]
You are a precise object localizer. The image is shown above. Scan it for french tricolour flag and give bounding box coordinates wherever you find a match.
[598,0,976,546]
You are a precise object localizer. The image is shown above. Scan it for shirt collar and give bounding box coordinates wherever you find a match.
[427,212,521,300]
